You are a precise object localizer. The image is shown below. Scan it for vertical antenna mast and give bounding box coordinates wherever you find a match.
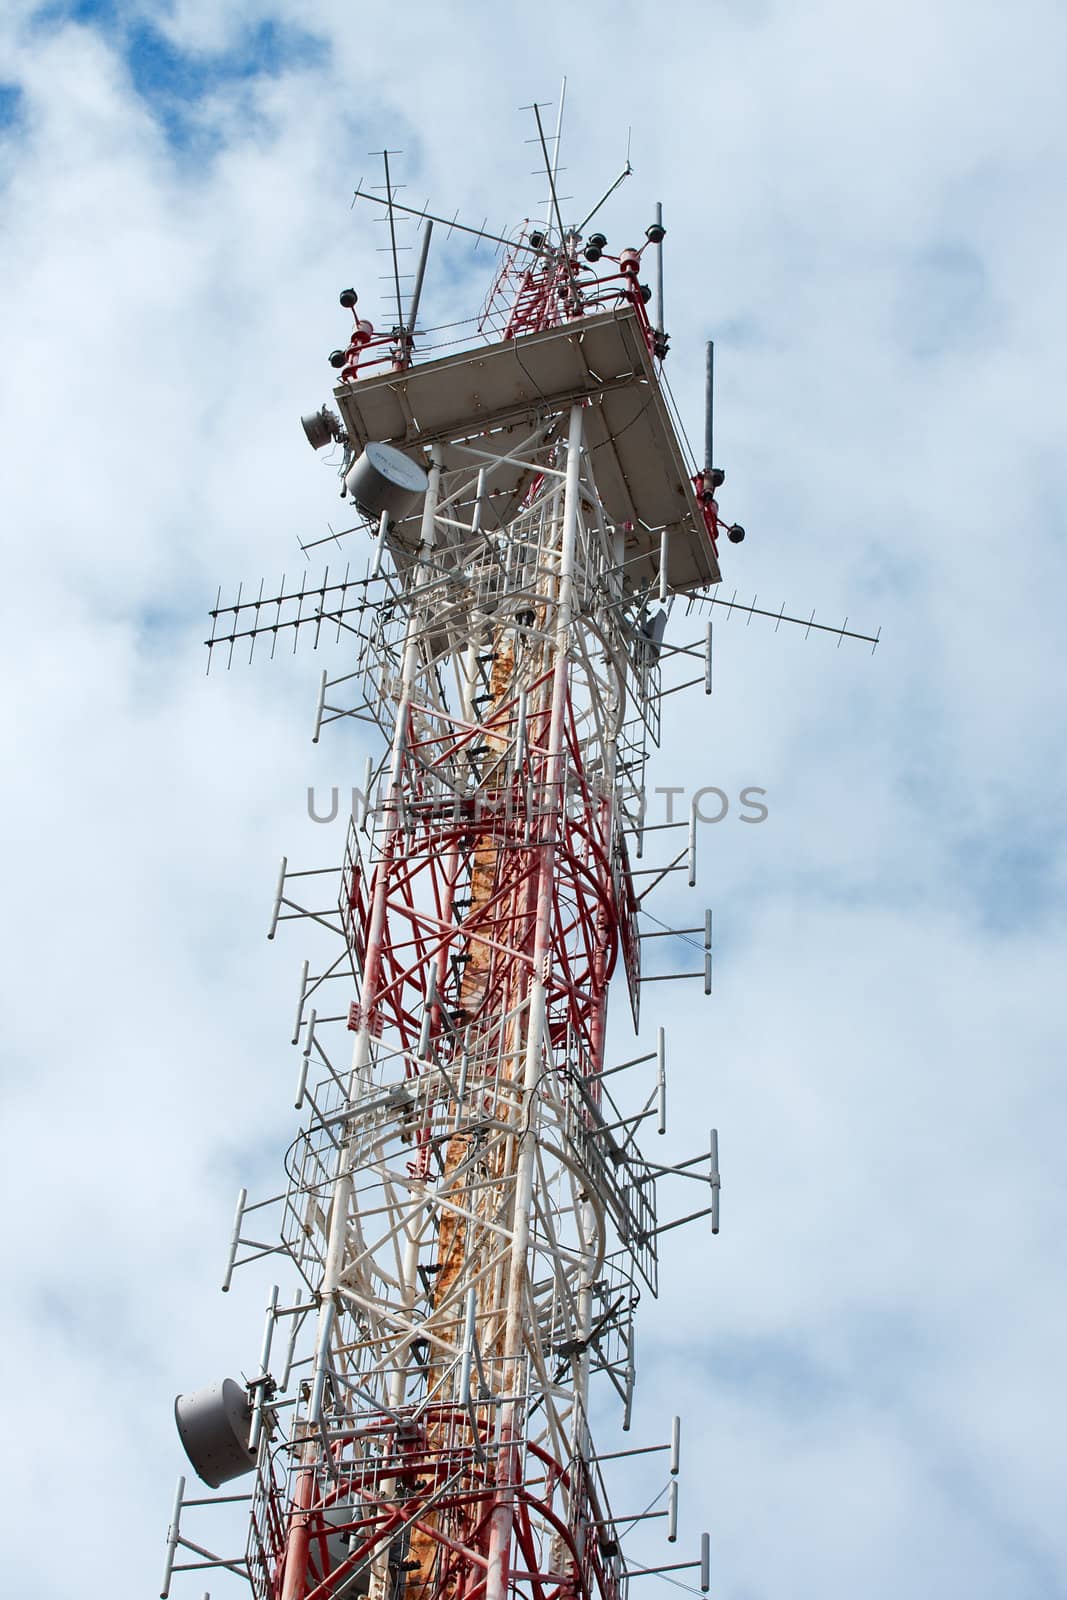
[653,201,665,352]
[705,338,714,475]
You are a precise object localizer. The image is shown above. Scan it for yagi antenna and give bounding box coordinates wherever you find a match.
[380,150,405,335]
[204,565,381,673]
[529,100,579,306]
[546,76,566,233]
[689,589,881,651]
[528,89,567,244]
[521,100,567,238]
[351,186,549,259]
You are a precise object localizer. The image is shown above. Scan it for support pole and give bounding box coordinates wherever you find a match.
[405,219,434,342]
[279,455,444,1600]
[485,403,584,1600]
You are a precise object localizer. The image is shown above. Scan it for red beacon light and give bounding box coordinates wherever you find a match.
[332,318,375,382]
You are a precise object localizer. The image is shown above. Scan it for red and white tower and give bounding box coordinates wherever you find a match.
[161,119,741,1600]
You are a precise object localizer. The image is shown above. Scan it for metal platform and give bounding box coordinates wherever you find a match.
[333,309,720,593]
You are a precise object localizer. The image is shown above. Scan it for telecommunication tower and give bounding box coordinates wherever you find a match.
[159,99,876,1600]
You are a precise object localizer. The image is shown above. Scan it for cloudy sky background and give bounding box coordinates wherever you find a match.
[1,2,1065,1597]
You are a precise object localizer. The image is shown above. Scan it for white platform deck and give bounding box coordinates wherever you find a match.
[334,308,720,593]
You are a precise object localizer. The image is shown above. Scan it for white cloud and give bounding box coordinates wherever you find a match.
[0,4,1064,1598]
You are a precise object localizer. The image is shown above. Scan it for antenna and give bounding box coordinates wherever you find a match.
[689,589,881,651]
[705,338,714,476]
[352,186,546,257]
[380,149,405,335]
[652,202,666,359]
[546,76,566,232]
[575,159,632,234]
[403,218,433,352]
[531,99,567,245]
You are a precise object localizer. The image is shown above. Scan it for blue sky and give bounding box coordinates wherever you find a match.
[28,3,328,149]
[0,3,1065,1599]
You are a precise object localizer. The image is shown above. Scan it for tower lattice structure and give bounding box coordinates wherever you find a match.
[162,162,728,1600]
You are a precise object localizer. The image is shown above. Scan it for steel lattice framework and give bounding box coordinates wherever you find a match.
[160,148,745,1600]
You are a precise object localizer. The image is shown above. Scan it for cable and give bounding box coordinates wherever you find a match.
[629,1567,707,1599]
[638,905,704,955]
[614,1482,668,1539]
[417,313,485,333]
[660,367,699,476]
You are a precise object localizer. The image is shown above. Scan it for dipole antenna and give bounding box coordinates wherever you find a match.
[653,202,666,356]
[704,339,715,476]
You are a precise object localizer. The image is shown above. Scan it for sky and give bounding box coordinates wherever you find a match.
[1,2,1065,1598]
